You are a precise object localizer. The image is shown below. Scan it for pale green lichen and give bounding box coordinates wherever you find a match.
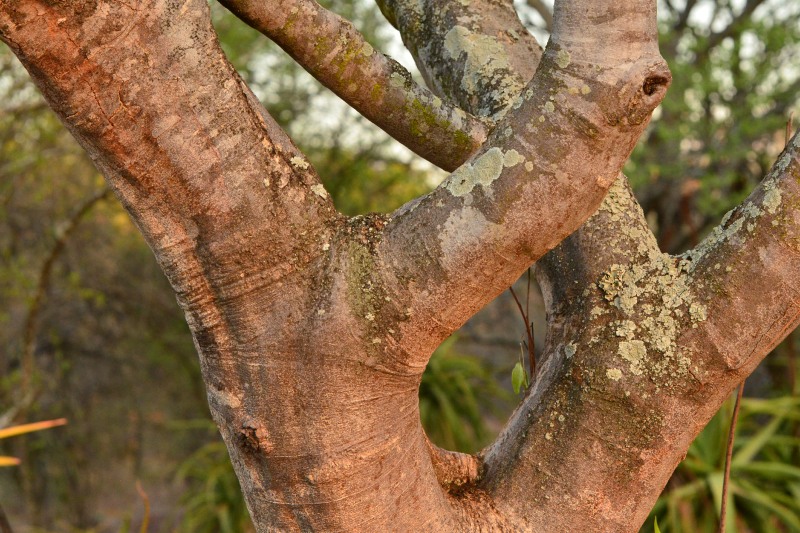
[290,156,309,170]
[606,368,623,381]
[614,320,637,339]
[618,340,647,376]
[689,302,707,324]
[360,42,374,57]
[311,184,328,198]
[763,186,782,214]
[556,49,571,69]
[442,26,523,107]
[689,189,776,263]
[389,72,405,88]
[544,101,555,113]
[597,243,705,385]
[503,149,525,168]
[525,161,534,172]
[444,147,504,196]
[564,342,577,359]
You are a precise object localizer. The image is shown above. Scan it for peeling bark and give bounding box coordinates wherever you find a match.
[2,0,797,531]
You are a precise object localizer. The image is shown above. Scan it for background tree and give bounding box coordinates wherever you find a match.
[0,0,798,532]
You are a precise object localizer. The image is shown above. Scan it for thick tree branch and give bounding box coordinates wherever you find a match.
[379,0,669,369]
[0,0,339,323]
[219,0,489,171]
[683,133,800,376]
[377,0,544,118]
[479,106,800,533]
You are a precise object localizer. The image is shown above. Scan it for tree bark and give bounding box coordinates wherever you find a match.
[2,0,797,531]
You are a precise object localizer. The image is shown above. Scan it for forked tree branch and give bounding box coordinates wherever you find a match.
[376,0,669,369]
[375,0,799,530]
[219,0,490,171]
[681,134,800,376]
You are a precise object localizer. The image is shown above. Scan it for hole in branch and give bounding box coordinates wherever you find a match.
[642,75,670,96]
[419,273,544,454]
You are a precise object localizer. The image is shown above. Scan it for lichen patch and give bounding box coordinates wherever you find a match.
[618,340,647,376]
[763,185,782,214]
[556,49,571,69]
[442,26,523,108]
[290,156,309,170]
[503,149,525,168]
[311,184,328,198]
[444,147,504,197]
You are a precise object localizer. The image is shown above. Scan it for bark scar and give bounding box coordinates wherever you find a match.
[240,418,274,454]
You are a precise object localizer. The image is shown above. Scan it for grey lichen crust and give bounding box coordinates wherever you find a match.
[594,252,707,386]
[443,25,524,116]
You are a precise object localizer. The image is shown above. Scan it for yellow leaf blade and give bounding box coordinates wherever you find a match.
[0,418,67,439]
[0,456,21,467]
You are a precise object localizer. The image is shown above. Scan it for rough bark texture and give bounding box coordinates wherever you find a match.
[1,0,797,531]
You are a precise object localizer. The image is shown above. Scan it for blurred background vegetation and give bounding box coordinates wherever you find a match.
[0,0,798,531]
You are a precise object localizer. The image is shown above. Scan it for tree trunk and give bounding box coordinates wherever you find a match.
[2,0,798,531]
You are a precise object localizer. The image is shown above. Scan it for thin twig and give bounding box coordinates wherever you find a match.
[525,268,531,328]
[509,286,536,378]
[786,111,794,147]
[135,480,150,533]
[787,331,797,396]
[1,188,111,428]
[718,382,745,533]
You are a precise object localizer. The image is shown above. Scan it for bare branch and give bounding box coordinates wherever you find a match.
[675,0,700,32]
[219,0,490,171]
[479,122,800,533]
[1,188,111,428]
[695,0,767,65]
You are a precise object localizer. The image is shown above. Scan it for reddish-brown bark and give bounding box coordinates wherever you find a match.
[2,0,797,531]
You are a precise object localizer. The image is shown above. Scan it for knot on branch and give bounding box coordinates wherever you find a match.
[605,59,672,127]
[239,418,273,454]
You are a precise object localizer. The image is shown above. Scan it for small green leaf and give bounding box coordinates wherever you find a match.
[654,516,662,533]
[512,362,526,394]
